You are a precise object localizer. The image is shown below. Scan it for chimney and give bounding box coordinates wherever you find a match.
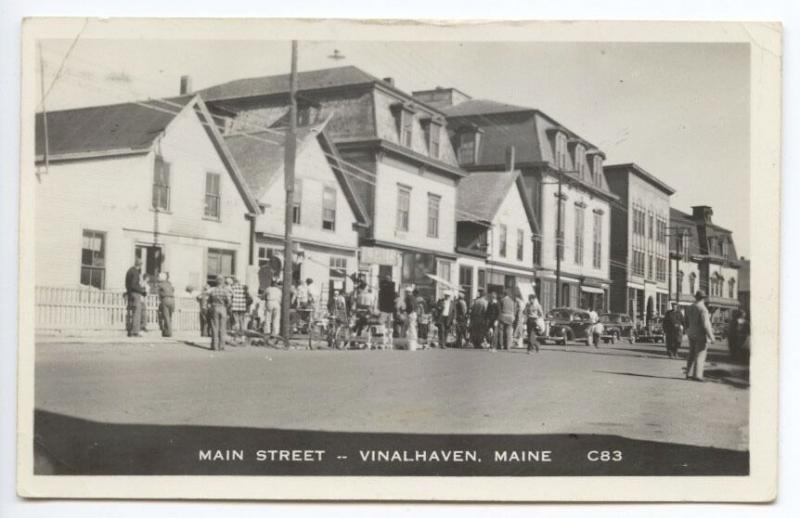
[180,75,193,95]
[505,146,516,171]
[691,205,714,224]
[382,77,395,87]
[411,87,472,109]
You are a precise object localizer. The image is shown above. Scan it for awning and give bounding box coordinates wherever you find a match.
[580,286,605,295]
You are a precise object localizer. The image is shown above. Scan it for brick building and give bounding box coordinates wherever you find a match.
[604,163,675,323]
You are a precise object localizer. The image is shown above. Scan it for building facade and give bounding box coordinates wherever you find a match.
[224,122,370,305]
[455,170,539,303]
[202,66,465,301]
[604,163,675,323]
[414,88,616,312]
[669,206,741,325]
[34,96,260,296]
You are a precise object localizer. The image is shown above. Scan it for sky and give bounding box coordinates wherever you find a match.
[36,39,750,257]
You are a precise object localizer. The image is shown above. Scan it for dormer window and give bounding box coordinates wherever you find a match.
[297,104,318,126]
[457,131,480,165]
[554,132,568,170]
[422,118,443,159]
[573,143,589,179]
[392,102,416,148]
[592,154,603,186]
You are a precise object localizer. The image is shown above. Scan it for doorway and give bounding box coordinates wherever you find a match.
[135,244,163,291]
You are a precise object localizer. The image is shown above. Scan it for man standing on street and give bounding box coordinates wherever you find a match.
[207,275,231,351]
[453,292,469,348]
[229,277,247,338]
[685,290,715,381]
[156,272,175,338]
[125,258,147,337]
[437,292,454,348]
[469,289,488,348]
[524,293,543,353]
[264,281,283,338]
[497,288,516,351]
[663,302,685,358]
[485,291,500,350]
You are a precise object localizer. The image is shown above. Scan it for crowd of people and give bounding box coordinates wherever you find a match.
[123,260,751,377]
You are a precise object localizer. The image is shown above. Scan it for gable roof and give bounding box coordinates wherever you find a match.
[35,96,193,160]
[223,122,369,227]
[201,66,382,102]
[35,95,261,214]
[456,170,539,233]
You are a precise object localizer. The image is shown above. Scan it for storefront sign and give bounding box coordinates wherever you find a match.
[359,247,400,266]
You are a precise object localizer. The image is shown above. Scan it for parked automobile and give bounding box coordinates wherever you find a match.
[598,313,635,343]
[634,317,665,343]
[545,307,594,345]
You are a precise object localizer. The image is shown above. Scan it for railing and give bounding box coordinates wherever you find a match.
[35,286,201,333]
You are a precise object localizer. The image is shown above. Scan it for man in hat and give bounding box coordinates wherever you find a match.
[497,287,516,351]
[469,289,488,348]
[685,290,715,381]
[207,275,232,351]
[125,258,147,337]
[453,291,469,348]
[663,301,685,358]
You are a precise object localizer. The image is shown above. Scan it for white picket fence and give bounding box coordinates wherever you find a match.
[35,286,201,333]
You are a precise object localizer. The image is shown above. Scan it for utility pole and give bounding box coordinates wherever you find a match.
[555,170,563,306]
[281,40,298,342]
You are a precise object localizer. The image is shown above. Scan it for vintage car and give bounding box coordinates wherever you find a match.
[545,307,594,345]
[634,317,666,343]
[598,313,635,343]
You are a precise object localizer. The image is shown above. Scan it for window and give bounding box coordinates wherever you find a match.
[561,283,571,307]
[516,228,525,261]
[574,144,587,178]
[396,185,411,232]
[729,278,736,298]
[647,254,654,280]
[297,104,318,126]
[656,257,666,282]
[677,270,684,296]
[437,260,453,285]
[554,132,568,170]
[647,213,654,240]
[533,236,542,266]
[632,206,646,236]
[592,212,603,269]
[152,156,170,211]
[427,193,440,238]
[680,233,690,260]
[458,132,477,164]
[477,269,486,291]
[722,238,729,258]
[498,224,508,257]
[207,248,235,284]
[459,265,474,304]
[592,155,603,186]
[689,272,697,295]
[204,172,221,219]
[574,205,585,265]
[400,109,414,147]
[329,256,347,286]
[292,179,302,225]
[555,196,565,261]
[424,121,441,158]
[656,218,666,244]
[80,230,105,289]
[321,185,337,231]
[632,249,645,277]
